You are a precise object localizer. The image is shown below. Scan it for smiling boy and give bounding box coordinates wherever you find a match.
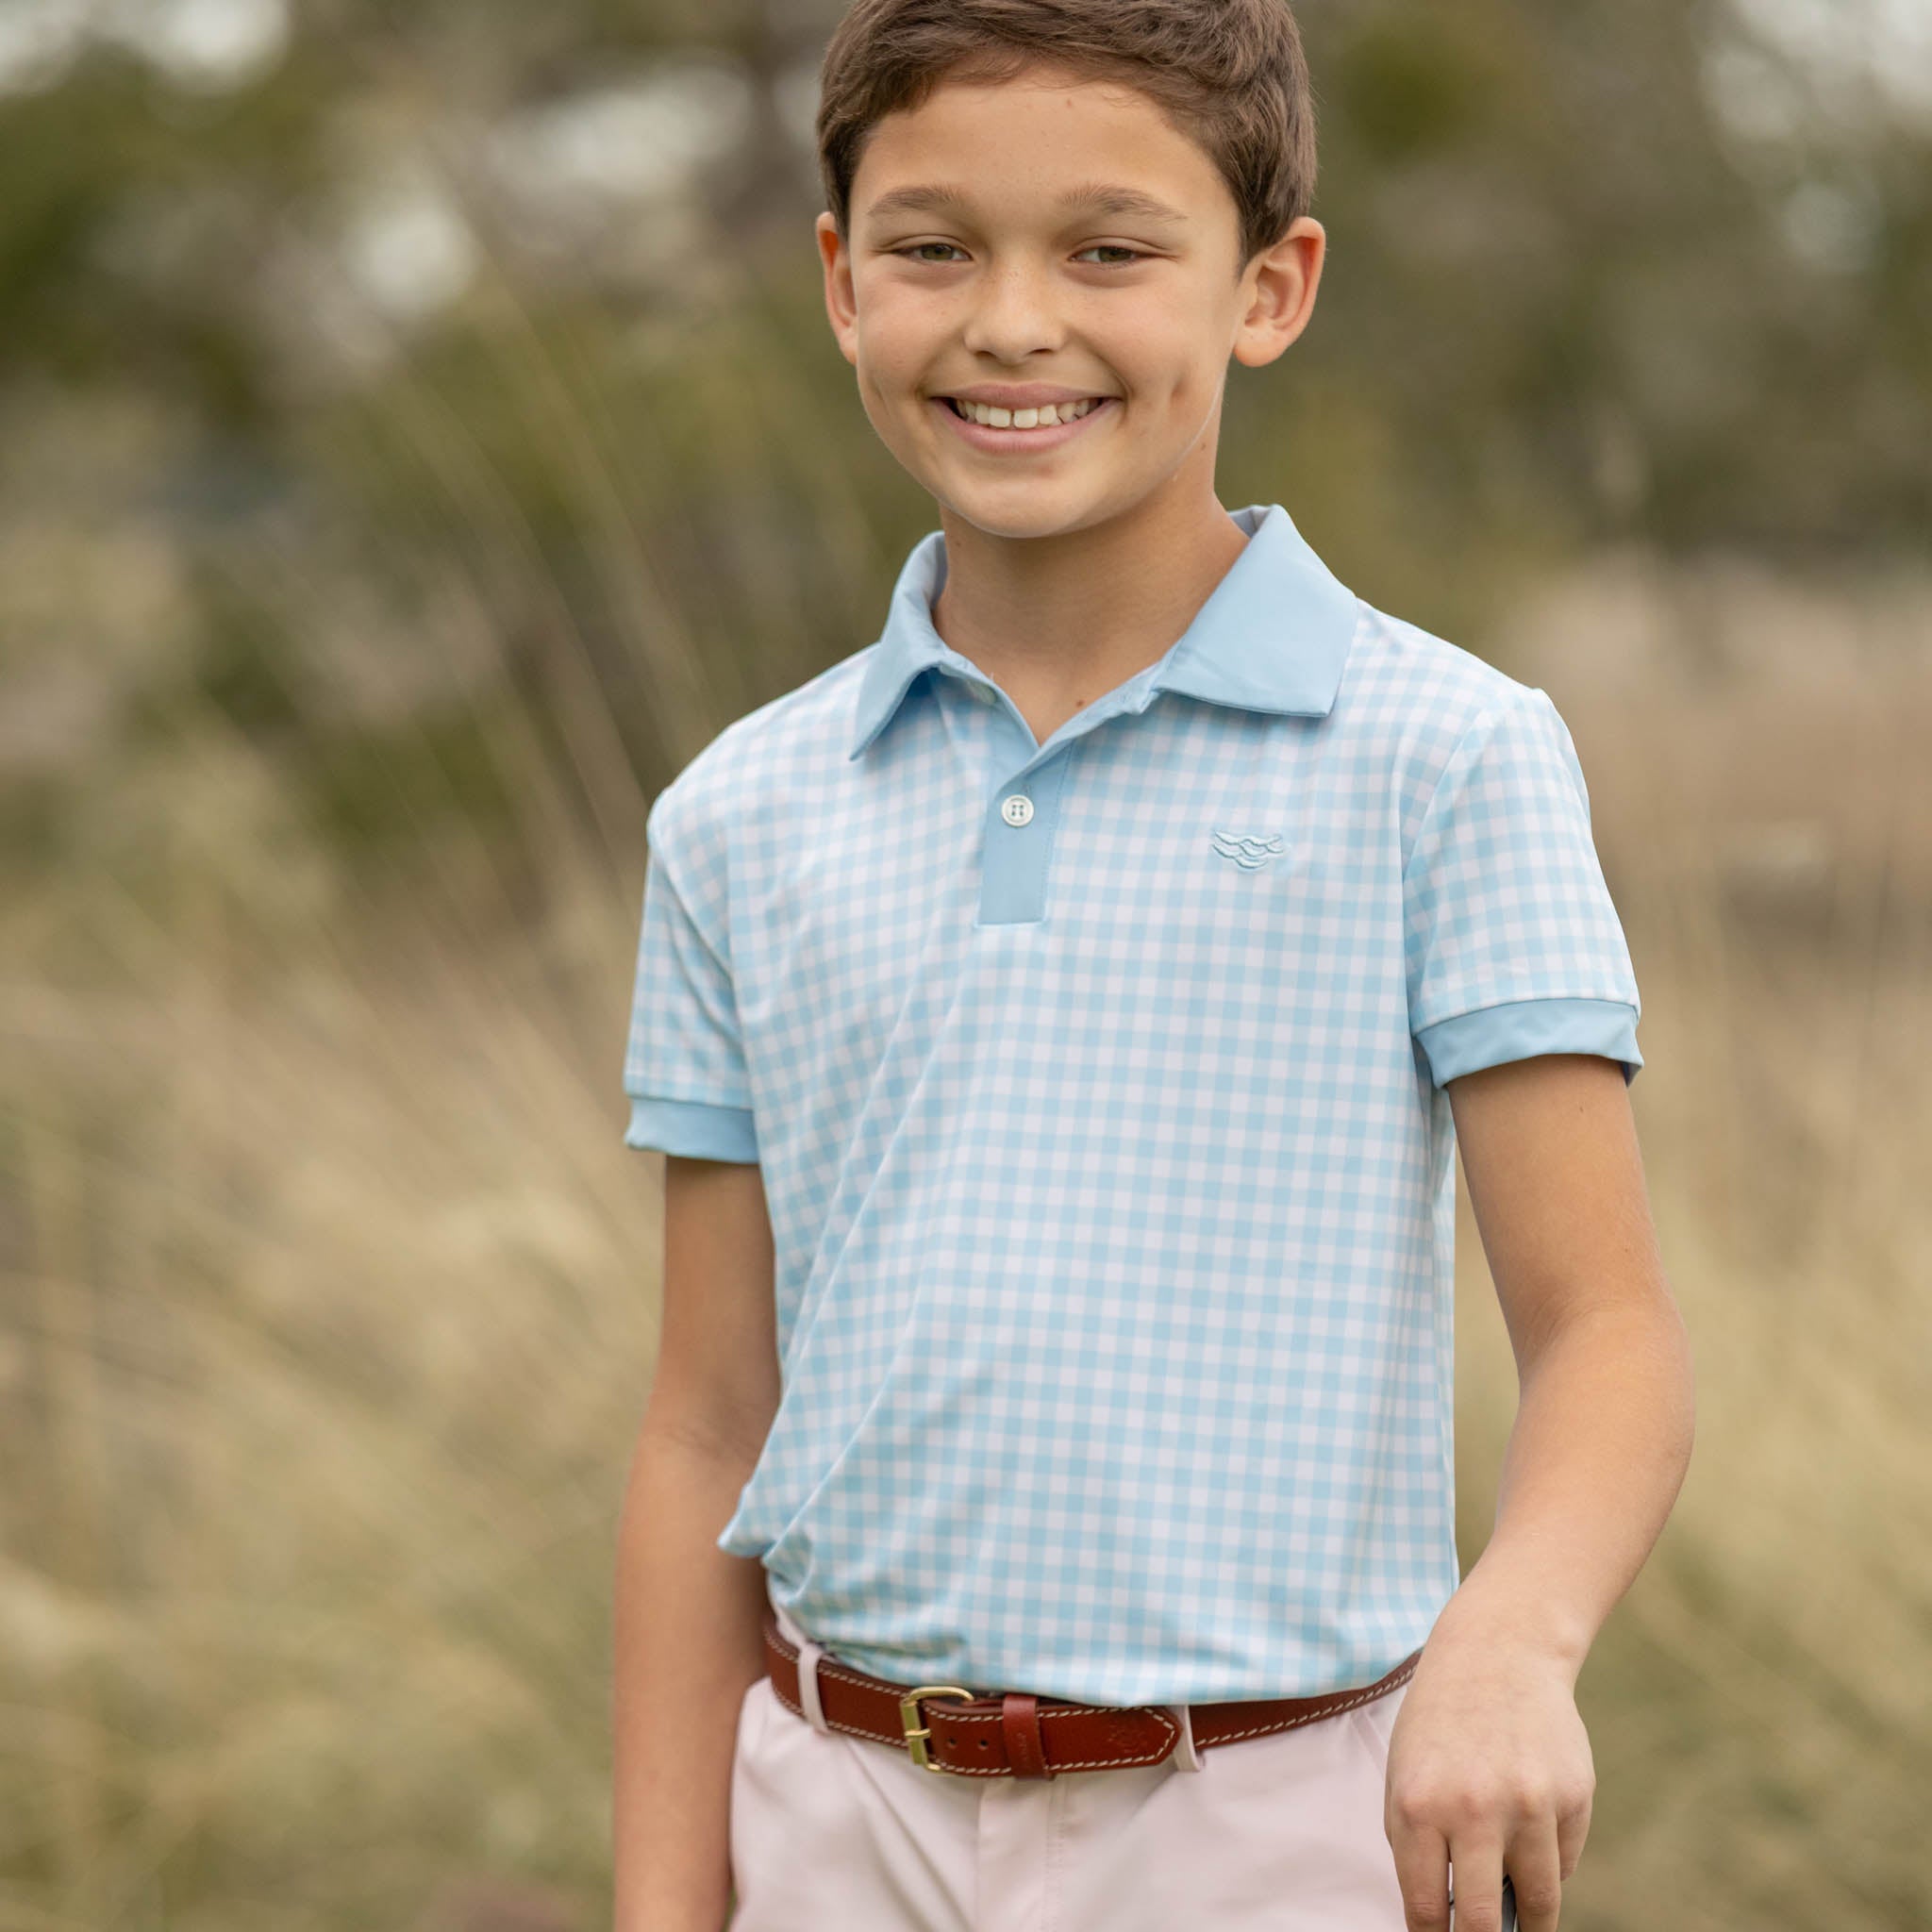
[610,5,1695,1931]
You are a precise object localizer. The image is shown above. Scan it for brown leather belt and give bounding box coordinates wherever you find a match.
[761,1613,1421,1780]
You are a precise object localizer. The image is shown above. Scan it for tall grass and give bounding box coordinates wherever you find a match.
[5,362,1927,1930]
[1464,556,1932,1929]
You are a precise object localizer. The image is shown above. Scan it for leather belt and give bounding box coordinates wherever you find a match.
[761,1613,1421,1780]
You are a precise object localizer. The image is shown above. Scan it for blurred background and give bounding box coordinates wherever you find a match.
[3,0,1928,1925]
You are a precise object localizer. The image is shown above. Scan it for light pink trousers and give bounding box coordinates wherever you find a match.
[727,1598,1412,1930]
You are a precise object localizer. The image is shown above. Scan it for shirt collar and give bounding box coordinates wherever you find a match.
[845,501,1357,762]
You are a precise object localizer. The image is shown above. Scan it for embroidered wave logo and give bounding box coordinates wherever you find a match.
[1209,827,1288,871]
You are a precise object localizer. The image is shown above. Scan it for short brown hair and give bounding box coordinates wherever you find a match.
[816,0,1319,277]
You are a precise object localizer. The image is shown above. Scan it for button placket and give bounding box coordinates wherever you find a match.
[974,690,1133,925]
[978,749,1072,926]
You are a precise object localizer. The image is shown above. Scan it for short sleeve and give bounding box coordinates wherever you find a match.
[1404,686,1642,1089]
[622,791,759,1163]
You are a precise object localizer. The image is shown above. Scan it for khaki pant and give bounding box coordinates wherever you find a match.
[727,1598,1411,1930]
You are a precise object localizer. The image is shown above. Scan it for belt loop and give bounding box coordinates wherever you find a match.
[773,1596,834,1737]
[1166,1703,1205,1773]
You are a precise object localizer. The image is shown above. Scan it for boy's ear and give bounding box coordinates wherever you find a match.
[1232,216,1325,372]
[817,212,859,368]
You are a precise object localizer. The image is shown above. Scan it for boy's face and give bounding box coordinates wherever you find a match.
[817,62,1323,541]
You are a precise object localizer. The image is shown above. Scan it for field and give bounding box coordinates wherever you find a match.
[5,544,1928,1929]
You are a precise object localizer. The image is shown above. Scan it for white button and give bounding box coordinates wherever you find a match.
[971,681,998,706]
[1000,793,1034,826]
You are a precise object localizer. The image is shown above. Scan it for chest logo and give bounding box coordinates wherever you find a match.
[1210,827,1288,871]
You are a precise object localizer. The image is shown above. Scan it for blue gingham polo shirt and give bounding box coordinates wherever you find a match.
[623,501,1642,1707]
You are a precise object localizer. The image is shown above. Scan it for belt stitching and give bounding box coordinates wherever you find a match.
[773,1644,1411,1770]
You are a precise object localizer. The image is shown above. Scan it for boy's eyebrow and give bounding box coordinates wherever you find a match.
[860,181,1192,229]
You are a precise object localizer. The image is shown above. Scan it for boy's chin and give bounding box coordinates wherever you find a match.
[924,480,1138,541]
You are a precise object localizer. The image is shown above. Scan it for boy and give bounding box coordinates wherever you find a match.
[611,3,1695,1928]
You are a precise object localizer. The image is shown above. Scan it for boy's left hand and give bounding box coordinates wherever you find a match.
[1380,1611,1595,1932]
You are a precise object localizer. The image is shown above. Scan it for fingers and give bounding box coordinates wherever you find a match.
[1386,1811,1451,1932]
[1446,1841,1507,1932]
[1410,1829,1563,1932]
[1504,1822,1564,1932]
[1555,1782,1593,1881]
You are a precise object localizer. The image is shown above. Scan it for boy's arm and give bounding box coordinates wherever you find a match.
[612,1155,780,1932]
[1382,1053,1695,1932]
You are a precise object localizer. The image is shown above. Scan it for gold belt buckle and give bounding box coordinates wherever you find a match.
[898,1685,976,1773]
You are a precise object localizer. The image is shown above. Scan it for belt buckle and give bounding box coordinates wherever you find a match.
[898,1684,976,1774]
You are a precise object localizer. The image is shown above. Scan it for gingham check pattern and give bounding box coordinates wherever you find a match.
[623,503,1641,1706]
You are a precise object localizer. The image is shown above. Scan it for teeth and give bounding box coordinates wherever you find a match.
[951,397,1104,429]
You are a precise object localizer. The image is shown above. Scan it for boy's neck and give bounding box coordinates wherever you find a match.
[928,487,1252,741]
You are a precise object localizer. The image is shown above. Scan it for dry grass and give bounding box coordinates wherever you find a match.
[4,545,1928,1928]
[1457,549,1932,1929]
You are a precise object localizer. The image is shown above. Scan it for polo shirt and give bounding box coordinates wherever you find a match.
[622,501,1642,1707]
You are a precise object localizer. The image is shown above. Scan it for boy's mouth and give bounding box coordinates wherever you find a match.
[939,395,1113,430]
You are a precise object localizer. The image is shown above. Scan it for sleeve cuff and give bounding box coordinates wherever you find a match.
[624,1094,759,1163]
[1415,996,1642,1089]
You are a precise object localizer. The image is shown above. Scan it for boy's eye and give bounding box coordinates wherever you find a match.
[893,242,1146,268]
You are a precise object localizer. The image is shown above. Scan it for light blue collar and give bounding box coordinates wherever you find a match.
[845,502,1357,760]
